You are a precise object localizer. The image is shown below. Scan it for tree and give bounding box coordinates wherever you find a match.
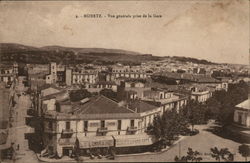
[186,148,203,162]
[175,148,202,162]
[238,144,250,162]
[182,100,207,131]
[147,109,190,149]
[210,147,234,162]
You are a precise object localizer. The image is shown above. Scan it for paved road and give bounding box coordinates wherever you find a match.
[97,123,246,162]
[4,77,39,163]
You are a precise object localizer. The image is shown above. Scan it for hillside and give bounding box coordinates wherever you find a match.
[0,43,159,65]
[0,43,216,65]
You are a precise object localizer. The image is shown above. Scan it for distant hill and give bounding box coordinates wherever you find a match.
[0,43,216,65]
[40,45,142,55]
[170,56,217,65]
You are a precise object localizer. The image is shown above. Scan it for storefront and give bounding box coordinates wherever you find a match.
[77,136,114,148]
[113,134,156,154]
[57,138,76,158]
[75,136,114,156]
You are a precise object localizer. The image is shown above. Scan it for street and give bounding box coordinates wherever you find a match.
[2,77,247,163]
[5,77,39,163]
[104,123,246,162]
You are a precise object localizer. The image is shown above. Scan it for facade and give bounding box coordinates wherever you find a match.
[41,95,157,158]
[72,69,98,85]
[110,66,148,80]
[46,62,57,84]
[190,87,212,103]
[142,88,188,113]
[233,99,250,127]
[0,63,18,84]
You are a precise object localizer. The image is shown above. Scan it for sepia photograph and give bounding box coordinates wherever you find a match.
[0,0,249,162]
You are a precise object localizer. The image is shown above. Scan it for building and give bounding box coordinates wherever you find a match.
[46,62,57,84]
[41,95,156,158]
[117,81,151,101]
[71,68,98,85]
[225,98,250,143]
[234,99,250,127]
[190,87,212,103]
[193,68,206,74]
[0,82,17,160]
[0,63,18,85]
[109,66,148,80]
[142,88,188,113]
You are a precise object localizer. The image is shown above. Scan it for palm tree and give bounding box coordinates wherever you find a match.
[238,144,250,162]
[174,148,202,162]
[186,148,202,162]
[210,147,233,162]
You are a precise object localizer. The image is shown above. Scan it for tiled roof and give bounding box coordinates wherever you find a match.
[128,100,158,113]
[72,95,134,114]
[38,84,62,91]
[41,90,69,101]
[154,72,220,83]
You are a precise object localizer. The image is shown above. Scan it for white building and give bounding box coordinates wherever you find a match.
[234,99,250,127]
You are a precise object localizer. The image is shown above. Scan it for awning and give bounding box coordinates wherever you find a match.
[77,136,114,149]
[113,134,155,147]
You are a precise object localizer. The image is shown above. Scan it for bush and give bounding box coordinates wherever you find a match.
[189,129,199,136]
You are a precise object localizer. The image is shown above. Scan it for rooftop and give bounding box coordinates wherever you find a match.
[72,95,135,114]
[236,99,250,110]
[128,100,158,113]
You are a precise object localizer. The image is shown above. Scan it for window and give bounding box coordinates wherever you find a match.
[48,121,52,129]
[130,120,134,127]
[101,120,105,128]
[49,134,53,140]
[84,121,88,131]
[66,121,70,130]
[118,120,121,130]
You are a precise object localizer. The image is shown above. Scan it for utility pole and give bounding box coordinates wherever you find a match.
[179,141,181,158]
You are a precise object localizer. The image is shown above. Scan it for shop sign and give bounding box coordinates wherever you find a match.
[116,137,153,147]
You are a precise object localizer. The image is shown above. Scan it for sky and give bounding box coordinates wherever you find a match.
[0,0,249,64]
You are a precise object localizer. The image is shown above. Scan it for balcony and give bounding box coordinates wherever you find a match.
[97,127,108,133]
[127,126,138,132]
[62,129,74,134]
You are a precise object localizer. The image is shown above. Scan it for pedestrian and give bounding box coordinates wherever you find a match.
[17,144,20,151]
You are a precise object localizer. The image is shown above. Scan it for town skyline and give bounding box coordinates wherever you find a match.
[0,0,249,65]
[0,42,248,66]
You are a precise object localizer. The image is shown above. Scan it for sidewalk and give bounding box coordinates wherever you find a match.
[37,136,187,163]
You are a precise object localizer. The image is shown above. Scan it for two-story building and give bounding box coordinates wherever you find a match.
[41,95,156,158]
[142,88,188,113]
[190,87,212,103]
[0,63,18,85]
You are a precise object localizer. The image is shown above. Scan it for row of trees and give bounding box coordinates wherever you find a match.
[181,80,249,128]
[147,81,249,150]
[205,80,248,125]
[175,147,234,162]
[146,108,192,148]
[175,144,250,162]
